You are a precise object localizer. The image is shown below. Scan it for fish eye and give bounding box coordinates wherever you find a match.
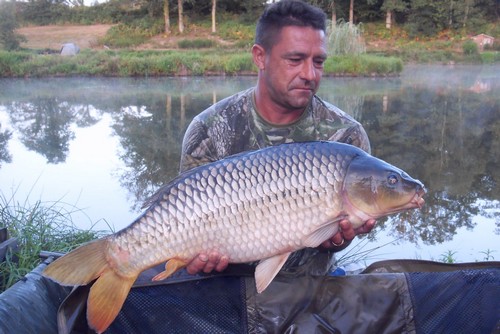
[387,174,399,186]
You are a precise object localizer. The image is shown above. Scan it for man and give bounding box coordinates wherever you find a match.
[181,0,375,277]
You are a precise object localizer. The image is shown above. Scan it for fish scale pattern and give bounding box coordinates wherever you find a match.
[113,142,356,274]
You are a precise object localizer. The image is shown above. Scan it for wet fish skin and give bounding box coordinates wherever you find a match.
[43,141,425,333]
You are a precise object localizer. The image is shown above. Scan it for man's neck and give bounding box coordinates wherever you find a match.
[253,88,305,125]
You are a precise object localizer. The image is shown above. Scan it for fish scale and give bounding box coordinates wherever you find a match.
[43,140,426,334]
[123,143,342,269]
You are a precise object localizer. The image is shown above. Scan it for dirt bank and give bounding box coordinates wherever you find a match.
[16,25,113,50]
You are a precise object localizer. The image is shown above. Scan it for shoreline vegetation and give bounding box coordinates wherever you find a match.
[0,49,406,78]
[0,193,108,292]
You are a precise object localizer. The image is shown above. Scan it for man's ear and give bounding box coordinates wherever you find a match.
[252,44,266,70]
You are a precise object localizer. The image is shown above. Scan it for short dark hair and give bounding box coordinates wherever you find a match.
[255,0,327,50]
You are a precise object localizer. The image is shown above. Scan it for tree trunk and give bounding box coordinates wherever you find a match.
[178,0,184,34]
[331,0,336,29]
[386,10,392,29]
[463,0,470,28]
[349,0,354,26]
[164,0,171,34]
[211,0,216,33]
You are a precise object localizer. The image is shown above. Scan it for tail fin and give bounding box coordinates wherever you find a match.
[43,238,138,333]
[43,239,109,285]
[87,268,137,333]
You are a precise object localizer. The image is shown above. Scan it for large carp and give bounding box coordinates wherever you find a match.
[43,141,425,333]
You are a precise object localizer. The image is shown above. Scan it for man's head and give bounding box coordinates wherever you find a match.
[252,1,328,124]
[255,0,327,51]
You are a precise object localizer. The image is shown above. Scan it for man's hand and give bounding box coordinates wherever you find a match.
[185,219,377,275]
[320,219,377,251]
[185,251,229,275]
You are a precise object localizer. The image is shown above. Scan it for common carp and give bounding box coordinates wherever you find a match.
[43,141,425,333]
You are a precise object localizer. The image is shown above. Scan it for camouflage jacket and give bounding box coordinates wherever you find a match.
[179,87,371,275]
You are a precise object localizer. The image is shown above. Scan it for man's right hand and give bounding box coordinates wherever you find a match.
[185,252,229,275]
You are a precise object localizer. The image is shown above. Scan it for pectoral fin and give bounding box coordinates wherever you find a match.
[255,252,291,293]
[303,221,341,248]
[152,258,187,281]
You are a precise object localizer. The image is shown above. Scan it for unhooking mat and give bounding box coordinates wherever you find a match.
[0,259,499,334]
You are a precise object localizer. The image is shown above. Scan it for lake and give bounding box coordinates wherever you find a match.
[0,64,499,268]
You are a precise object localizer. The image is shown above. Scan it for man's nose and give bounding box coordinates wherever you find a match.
[300,59,317,81]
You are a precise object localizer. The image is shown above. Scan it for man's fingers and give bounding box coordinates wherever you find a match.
[203,251,220,273]
[354,219,376,234]
[339,219,356,241]
[186,253,209,275]
[215,255,230,272]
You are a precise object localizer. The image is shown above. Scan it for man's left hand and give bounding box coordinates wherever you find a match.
[320,219,376,251]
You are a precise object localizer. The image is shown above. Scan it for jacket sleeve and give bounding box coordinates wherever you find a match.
[179,118,218,174]
[328,123,371,155]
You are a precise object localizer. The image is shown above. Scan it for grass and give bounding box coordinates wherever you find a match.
[0,191,109,292]
[0,49,405,77]
[178,38,217,49]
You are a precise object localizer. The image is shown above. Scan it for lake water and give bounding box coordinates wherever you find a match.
[0,64,499,267]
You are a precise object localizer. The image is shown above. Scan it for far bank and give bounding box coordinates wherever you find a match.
[0,49,405,78]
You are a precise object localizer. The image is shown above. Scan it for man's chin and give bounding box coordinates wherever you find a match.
[288,95,312,109]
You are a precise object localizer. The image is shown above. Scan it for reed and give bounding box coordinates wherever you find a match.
[327,21,366,56]
[0,191,108,292]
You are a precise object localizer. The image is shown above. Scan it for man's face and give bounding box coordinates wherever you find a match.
[262,25,327,112]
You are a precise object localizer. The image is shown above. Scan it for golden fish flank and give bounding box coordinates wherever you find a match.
[43,140,425,333]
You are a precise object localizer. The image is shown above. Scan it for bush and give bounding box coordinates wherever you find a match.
[0,2,26,51]
[100,24,149,48]
[480,52,500,64]
[462,40,478,55]
[178,39,216,49]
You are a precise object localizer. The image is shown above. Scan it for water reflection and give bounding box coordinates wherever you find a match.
[0,65,498,259]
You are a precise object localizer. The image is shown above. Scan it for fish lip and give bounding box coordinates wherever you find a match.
[414,196,425,209]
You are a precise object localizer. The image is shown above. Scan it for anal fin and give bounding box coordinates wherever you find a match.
[255,252,291,293]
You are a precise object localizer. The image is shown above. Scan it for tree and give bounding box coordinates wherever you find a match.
[178,0,184,33]
[211,0,216,33]
[330,0,337,28]
[164,0,171,34]
[381,0,407,29]
[349,0,354,25]
[0,1,26,51]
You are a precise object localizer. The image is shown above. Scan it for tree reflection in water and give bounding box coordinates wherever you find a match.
[0,66,498,253]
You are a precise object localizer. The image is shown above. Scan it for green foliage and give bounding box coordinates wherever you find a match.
[178,39,216,49]
[18,0,71,25]
[328,21,366,56]
[324,54,402,76]
[462,40,478,55]
[217,20,255,43]
[0,192,107,292]
[0,49,403,78]
[0,51,32,75]
[439,250,458,263]
[100,24,150,48]
[0,1,26,51]
[480,52,500,64]
[222,53,255,74]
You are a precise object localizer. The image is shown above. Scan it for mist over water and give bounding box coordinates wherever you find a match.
[0,64,498,265]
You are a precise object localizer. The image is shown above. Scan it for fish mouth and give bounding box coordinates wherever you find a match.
[411,192,426,209]
[399,188,426,212]
[376,188,426,217]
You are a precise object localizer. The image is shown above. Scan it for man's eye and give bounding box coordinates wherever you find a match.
[314,59,325,67]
